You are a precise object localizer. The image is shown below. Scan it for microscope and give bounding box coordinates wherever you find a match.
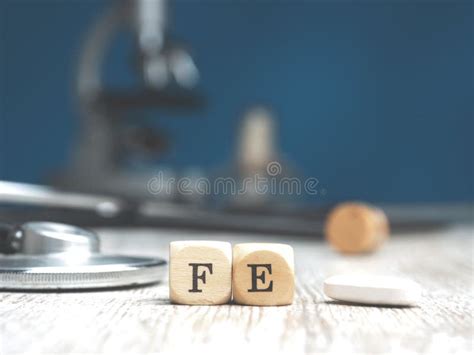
[1,0,329,236]
[60,0,202,200]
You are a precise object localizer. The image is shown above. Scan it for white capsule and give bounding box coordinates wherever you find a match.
[323,274,421,306]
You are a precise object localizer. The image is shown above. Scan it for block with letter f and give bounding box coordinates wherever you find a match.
[169,241,232,305]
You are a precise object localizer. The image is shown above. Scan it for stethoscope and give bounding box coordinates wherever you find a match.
[0,221,166,290]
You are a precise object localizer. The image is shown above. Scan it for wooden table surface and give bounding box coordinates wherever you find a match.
[1,224,472,354]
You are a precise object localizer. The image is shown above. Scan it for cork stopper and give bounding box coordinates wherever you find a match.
[325,202,389,254]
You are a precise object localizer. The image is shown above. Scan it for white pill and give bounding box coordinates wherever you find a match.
[323,274,421,306]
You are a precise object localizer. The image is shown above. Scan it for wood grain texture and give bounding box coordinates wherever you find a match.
[233,243,294,306]
[0,225,472,354]
[169,241,232,305]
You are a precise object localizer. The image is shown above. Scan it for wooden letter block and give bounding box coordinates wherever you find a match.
[169,241,232,305]
[232,243,294,306]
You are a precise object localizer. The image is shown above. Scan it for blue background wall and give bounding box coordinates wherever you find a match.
[1,0,472,203]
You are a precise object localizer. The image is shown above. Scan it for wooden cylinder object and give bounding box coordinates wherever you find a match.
[325,202,389,254]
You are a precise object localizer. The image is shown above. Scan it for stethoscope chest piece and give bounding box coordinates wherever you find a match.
[0,222,166,290]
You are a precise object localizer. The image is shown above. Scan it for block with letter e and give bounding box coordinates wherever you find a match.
[232,243,294,306]
[169,241,232,305]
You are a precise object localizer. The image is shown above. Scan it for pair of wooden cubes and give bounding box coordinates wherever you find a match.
[169,241,294,306]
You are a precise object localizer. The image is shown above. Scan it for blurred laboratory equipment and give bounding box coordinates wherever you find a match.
[59,0,202,200]
[237,106,278,174]
[233,106,280,207]
[1,1,469,238]
[3,180,467,237]
[0,181,123,218]
[0,180,328,235]
[215,106,300,209]
[55,0,309,213]
[0,221,166,290]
